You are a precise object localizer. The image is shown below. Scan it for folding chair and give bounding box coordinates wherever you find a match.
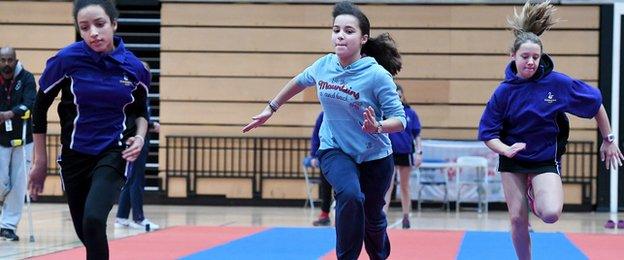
[455,156,489,213]
[417,161,451,212]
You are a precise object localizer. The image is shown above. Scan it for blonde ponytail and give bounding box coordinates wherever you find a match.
[508,1,559,53]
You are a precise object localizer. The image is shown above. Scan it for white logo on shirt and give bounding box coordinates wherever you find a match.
[544,92,557,104]
[14,81,21,91]
[119,74,133,87]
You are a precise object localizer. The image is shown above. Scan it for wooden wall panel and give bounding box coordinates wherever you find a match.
[404,55,597,80]
[420,128,597,143]
[262,179,308,199]
[158,125,315,139]
[160,102,597,130]
[159,77,598,105]
[0,0,74,135]
[0,1,73,24]
[162,27,597,55]
[8,50,58,75]
[160,102,322,126]
[157,125,597,143]
[41,176,63,196]
[196,179,253,198]
[46,100,62,126]
[167,177,187,197]
[162,4,597,29]
[563,184,583,204]
[161,53,597,80]
[160,77,302,102]
[0,25,74,50]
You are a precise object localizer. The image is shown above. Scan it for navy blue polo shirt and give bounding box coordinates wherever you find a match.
[33,37,149,155]
[478,55,601,162]
[389,105,421,154]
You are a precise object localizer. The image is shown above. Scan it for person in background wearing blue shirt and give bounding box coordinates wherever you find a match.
[28,1,149,259]
[243,2,405,259]
[478,2,623,259]
[383,84,421,229]
[306,112,334,226]
[115,61,160,231]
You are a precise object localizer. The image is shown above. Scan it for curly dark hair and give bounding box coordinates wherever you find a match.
[73,0,119,24]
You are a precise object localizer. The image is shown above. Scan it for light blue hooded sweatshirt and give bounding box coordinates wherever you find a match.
[295,54,406,163]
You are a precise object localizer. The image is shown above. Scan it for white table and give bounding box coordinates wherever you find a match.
[395,140,505,203]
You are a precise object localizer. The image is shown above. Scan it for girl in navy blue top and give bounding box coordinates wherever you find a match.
[478,2,623,259]
[383,84,421,229]
[28,1,148,259]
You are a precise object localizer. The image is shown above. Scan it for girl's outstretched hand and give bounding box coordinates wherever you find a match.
[600,141,624,170]
[243,107,273,133]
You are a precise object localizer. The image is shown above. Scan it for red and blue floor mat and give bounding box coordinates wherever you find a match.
[35,226,624,259]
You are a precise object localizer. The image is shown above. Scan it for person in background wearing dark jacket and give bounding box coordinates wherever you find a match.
[478,2,623,259]
[306,112,333,226]
[383,84,421,229]
[0,47,36,241]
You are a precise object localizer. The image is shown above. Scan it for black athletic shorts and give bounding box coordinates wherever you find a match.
[392,153,413,167]
[498,156,560,174]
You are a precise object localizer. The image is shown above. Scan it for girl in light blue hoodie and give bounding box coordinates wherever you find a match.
[243,2,405,259]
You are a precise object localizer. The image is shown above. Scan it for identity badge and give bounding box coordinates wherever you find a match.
[5,120,12,132]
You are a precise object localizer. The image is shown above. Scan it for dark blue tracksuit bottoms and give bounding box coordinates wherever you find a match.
[117,136,149,222]
[318,149,394,260]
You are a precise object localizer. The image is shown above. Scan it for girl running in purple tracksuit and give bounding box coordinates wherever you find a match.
[478,2,623,259]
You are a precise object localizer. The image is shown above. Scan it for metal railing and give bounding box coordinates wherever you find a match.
[164,136,597,205]
[559,141,596,208]
[46,134,61,175]
[43,135,596,208]
[165,136,318,198]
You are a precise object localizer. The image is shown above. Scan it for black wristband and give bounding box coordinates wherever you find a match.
[268,100,278,113]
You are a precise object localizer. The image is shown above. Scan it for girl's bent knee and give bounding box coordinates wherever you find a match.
[540,211,560,224]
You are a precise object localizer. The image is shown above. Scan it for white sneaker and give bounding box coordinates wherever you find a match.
[115,218,130,228]
[129,219,160,231]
